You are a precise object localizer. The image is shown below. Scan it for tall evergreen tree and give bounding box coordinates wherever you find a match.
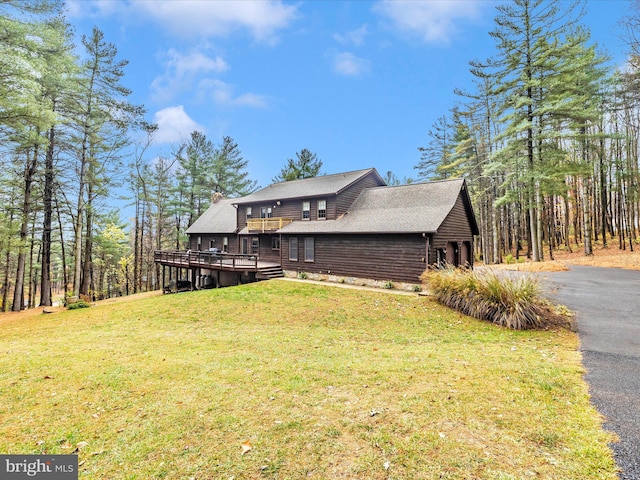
[211,136,257,197]
[272,149,322,182]
[70,27,143,297]
[38,18,78,306]
[484,0,599,261]
[416,115,454,180]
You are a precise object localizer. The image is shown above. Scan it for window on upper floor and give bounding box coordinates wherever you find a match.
[246,207,252,219]
[318,199,326,219]
[302,201,310,220]
[261,207,272,218]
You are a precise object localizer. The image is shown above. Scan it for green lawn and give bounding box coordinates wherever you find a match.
[0,280,617,479]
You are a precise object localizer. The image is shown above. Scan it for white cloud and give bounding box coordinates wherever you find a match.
[200,79,268,108]
[168,49,228,77]
[334,25,369,46]
[68,0,298,43]
[65,0,120,19]
[151,48,228,102]
[153,106,204,144]
[333,52,371,77]
[373,0,483,44]
[134,0,298,44]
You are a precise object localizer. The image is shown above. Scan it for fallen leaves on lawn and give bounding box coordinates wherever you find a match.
[241,439,252,455]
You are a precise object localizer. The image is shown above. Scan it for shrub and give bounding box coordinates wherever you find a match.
[421,267,570,330]
[297,271,308,280]
[383,280,394,289]
[67,301,90,310]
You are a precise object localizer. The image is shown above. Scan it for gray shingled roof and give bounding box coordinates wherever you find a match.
[185,198,238,234]
[232,168,381,204]
[278,179,466,234]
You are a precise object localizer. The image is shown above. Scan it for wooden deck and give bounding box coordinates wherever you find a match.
[153,250,282,274]
[153,250,258,270]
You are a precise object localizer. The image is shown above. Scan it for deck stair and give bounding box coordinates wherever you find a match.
[256,264,285,280]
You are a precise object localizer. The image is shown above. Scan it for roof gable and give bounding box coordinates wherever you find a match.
[185,198,238,234]
[279,178,474,234]
[233,168,384,205]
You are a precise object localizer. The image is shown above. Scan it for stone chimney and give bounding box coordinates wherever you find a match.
[211,191,224,204]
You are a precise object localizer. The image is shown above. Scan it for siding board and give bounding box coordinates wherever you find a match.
[282,234,427,283]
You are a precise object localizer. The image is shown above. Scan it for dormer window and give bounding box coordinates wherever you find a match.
[318,200,326,219]
[302,201,310,220]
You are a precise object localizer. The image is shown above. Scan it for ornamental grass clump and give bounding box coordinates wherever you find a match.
[422,267,568,330]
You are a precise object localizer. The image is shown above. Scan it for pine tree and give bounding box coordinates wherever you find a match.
[39,18,78,306]
[485,0,600,261]
[272,149,323,182]
[211,136,257,197]
[71,27,144,297]
[415,115,453,180]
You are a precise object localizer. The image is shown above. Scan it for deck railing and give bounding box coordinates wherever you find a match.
[246,217,294,232]
[154,250,258,270]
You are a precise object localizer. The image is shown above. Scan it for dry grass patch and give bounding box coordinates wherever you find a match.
[0,281,616,479]
[483,242,640,272]
[480,261,569,273]
[423,268,571,330]
[555,244,640,270]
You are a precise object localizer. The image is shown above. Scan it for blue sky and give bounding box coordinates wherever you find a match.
[66,0,630,191]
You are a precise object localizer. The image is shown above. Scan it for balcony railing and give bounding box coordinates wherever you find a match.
[154,250,258,270]
[246,217,294,232]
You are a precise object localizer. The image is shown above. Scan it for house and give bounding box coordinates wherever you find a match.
[154,168,479,289]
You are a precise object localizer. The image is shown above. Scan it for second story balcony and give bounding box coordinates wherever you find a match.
[246,217,294,232]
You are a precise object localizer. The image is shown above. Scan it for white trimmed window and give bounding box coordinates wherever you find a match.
[318,199,326,219]
[289,237,298,261]
[304,237,314,262]
[302,201,310,220]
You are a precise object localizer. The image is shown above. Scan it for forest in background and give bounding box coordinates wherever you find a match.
[2,0,640,311]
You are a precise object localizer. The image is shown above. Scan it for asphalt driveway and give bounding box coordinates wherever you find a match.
[543,266,640,480]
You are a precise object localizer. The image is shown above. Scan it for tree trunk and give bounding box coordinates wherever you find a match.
[81,181,94,297]
[40,124,55,306]
[54,192,69,294]
[12,146,38,311]
[582,177,593,256]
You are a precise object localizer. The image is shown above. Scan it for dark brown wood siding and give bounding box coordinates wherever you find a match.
[429,193,475,267]
[237,205,248,230]
[189,234,238,253]
[432,194,474,249]
[238,197,338,226]
[258,234,282,262]
[336,171,386,216]
[281,234,428,283]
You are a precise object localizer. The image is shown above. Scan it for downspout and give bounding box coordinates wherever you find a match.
[424,233,430,266]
